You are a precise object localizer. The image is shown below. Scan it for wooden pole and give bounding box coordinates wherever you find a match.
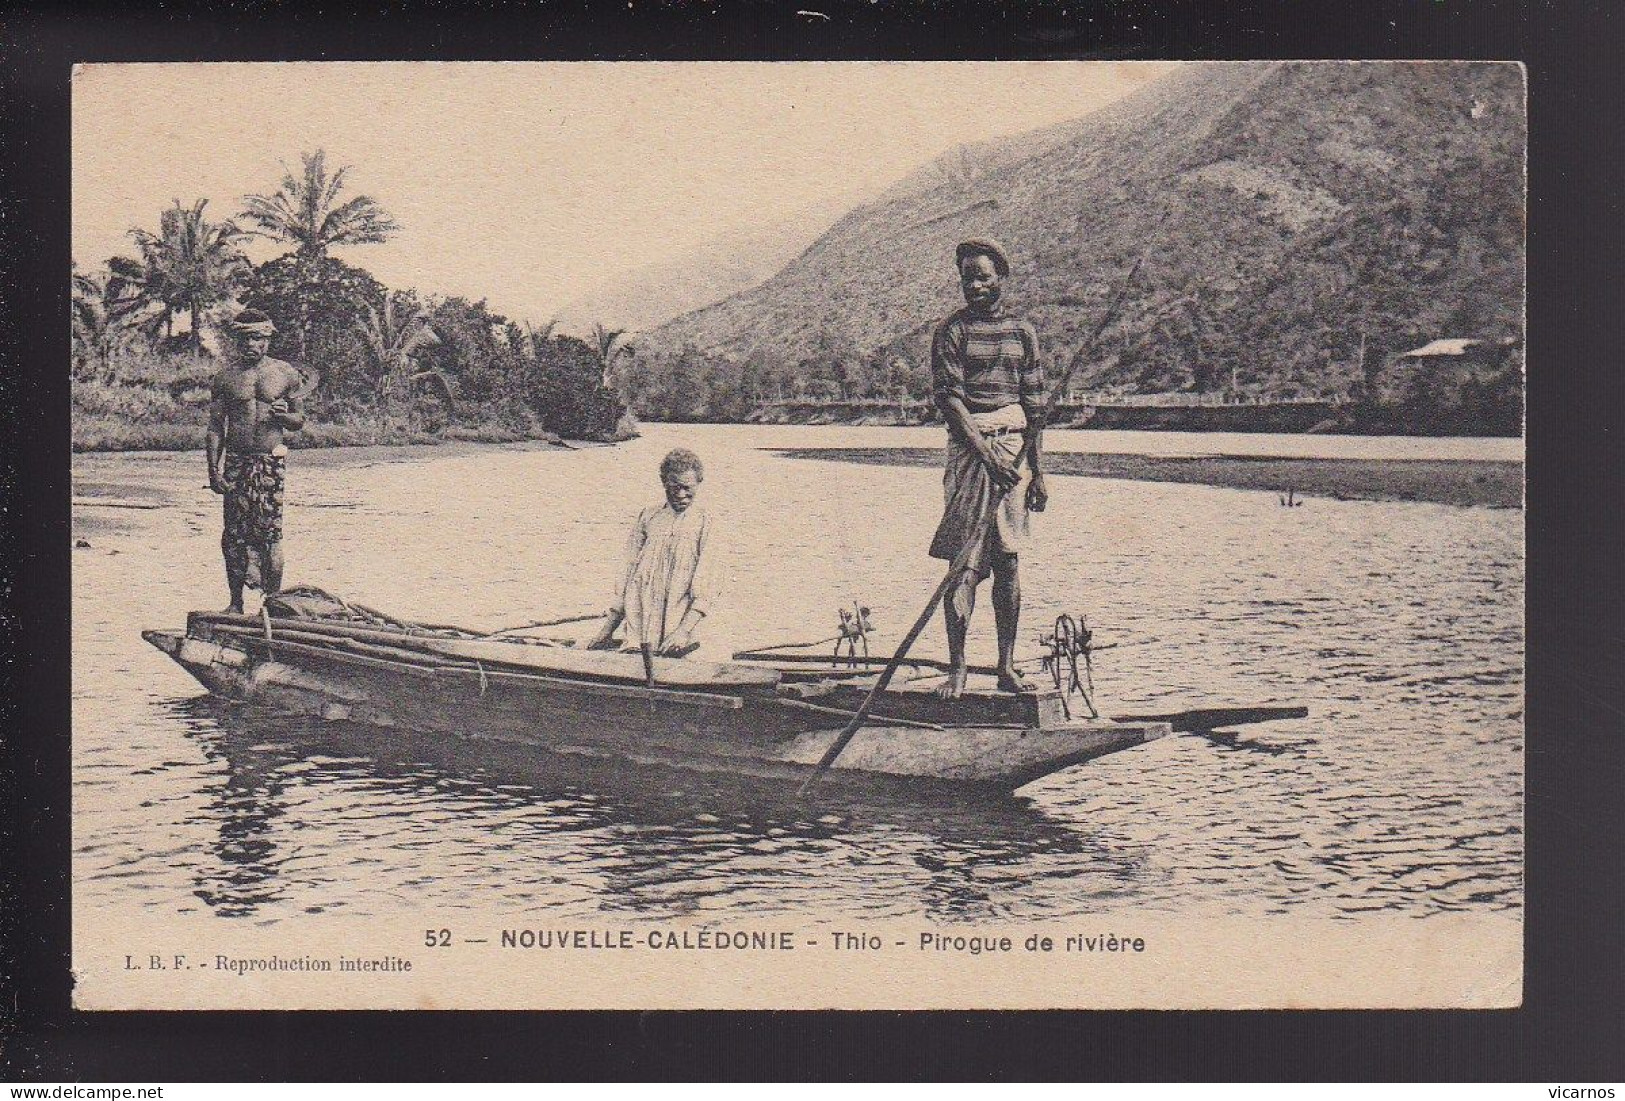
[796,524,993,796]
[640,642,658,714]
[736,650,977,674]
[485,612,604,637]
[1045,220,1168,425]
[732,635,844,657]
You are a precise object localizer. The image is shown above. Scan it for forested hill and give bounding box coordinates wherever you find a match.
[641,62,1525,408]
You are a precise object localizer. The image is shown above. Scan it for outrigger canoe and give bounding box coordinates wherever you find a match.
[143,609,1303,792]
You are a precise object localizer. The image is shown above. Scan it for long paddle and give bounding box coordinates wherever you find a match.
[797,230,1162,795]
[1048,217,1168,410]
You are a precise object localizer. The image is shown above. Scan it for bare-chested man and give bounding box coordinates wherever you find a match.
[207,309,305,613]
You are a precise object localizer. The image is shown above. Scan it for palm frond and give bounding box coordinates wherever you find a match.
[320,194,399,247]
[321,160,349,213]
[300,150,326,234]
[240,150,399,364]
[399,322,441,360]
[121,198,249,332]
[356,296,439,374]
[354,302,387,362]
[524,318,561,357]
[106,254,146,283]
[591,323,627,364]
[70,294,105,338]
[408,368,457,409]
[240,190,301,229]
[72,264,167,371]
[242,148,399,261]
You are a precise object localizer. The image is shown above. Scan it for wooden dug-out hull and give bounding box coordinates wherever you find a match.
[143,617,1170,792]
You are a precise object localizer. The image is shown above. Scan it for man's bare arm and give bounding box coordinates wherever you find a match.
[1022,405,1045,475]
[206,381,229,493]
[275,392,306,432]
[269,365,307,431]
[1021,409,1048,511]
[936,392,1020,491]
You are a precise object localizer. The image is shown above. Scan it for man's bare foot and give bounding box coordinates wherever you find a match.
[996,665,1034,694]
[934,666,968,700]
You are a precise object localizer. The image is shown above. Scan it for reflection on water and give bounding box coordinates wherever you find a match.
[171,697,1143,922]
[73,425,1522,924]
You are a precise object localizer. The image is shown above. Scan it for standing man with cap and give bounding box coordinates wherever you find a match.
[207,308,306,613]
[928,238,1048,699]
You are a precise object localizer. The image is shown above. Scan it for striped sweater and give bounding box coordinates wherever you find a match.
[930,302,1046,416]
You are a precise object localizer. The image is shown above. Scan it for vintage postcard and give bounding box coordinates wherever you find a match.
[70,60,1524,1010]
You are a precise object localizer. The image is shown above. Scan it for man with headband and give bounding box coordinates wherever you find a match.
[928,238,1048,699]
[206,308,306,613]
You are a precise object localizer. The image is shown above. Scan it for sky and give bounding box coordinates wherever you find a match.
[73,61,1177,326]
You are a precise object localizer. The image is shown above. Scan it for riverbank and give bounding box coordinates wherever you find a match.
[753,400,1340,433]
[71,417,573,453]
[769,447,1524,508]
[747,400,1522,438]
[71,377,634,453]
[70,342,637,452]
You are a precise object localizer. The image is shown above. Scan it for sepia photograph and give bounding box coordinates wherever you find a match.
[68,59,1524,1010]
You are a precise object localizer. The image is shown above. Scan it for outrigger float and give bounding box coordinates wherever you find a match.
[143,596,1305,794]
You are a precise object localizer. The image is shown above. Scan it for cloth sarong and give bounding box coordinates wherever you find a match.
[222,452,285,589]
[928,405,1031,612]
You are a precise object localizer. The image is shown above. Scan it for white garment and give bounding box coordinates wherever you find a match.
[610,503,719,649]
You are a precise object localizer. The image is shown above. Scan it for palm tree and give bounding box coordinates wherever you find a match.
[104,254,168,338]
[241,149,399,262]
[70,264,156,380]
[522,317,561,360]
[591,322,633,387]
[125,199,249,353]
[240,149,399,360]
[355,296,445,419]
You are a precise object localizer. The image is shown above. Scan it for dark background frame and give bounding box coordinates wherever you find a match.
[4,0,1621,1081]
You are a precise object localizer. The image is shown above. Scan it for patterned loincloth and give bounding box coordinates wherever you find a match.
[928,405,1031,614]
[222,452,285,557]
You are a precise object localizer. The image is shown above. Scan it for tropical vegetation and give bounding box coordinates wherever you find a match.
[72,149,633,452]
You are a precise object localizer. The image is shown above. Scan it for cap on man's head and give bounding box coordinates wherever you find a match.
[955,237,1011,278]
[229,309,276,336]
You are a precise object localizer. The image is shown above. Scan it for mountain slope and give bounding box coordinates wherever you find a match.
[645,62,1525,404]
[557,193,855,335]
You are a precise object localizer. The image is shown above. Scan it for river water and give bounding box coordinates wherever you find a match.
[72,425,1523,924]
